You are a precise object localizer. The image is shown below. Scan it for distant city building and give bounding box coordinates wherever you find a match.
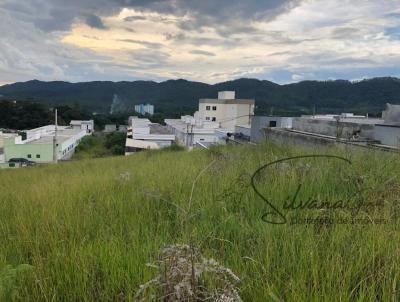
[165,91,255,148]
[0,123,92,168]
[135,104,154,116]
[125,117,175,153]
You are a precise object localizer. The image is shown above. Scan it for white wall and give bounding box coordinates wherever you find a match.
[59,130,88,160]
[374,125,400,146]
[198,102,254,131]
[218,91,235,99]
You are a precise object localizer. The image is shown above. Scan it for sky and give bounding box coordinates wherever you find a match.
[0,0,400,85]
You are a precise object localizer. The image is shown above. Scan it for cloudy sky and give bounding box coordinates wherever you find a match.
[0,0,400,85]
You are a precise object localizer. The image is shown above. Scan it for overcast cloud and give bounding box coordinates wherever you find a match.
[0,0,399,85]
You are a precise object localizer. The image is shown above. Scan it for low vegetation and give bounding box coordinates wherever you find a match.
[0,142,399,301]
[73,132,126,159]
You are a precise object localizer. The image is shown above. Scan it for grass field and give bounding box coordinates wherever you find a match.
[0,143,399,301]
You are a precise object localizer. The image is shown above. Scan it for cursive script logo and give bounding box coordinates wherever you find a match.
[251,155,354,224]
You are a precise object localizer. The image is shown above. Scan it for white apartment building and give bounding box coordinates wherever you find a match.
[125,117,175,154]
[165,91,255,147]
[198,91,255,132]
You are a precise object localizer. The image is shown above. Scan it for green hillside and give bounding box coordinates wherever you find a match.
[0,143,399,301]
[1,77,400,116]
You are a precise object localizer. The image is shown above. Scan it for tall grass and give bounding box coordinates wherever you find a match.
[0,143,399,301]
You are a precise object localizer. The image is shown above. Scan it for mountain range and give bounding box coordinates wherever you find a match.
[1,77,400,116]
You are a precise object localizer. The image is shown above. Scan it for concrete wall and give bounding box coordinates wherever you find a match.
[235,125,251,138]
[263,128,397,153]
[374,125,400,146]
[250,116,293,143]
[292,118,376,139]
[264,128,335,148]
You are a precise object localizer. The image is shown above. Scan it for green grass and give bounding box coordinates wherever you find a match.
[0,143,399,301]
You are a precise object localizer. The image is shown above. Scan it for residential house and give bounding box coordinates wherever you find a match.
[125,117,175,154]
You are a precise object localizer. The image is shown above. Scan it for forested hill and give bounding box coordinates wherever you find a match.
[1,77,400,116]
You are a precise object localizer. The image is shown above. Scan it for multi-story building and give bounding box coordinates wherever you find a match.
[165,91,255,147]
[134,104,155,116]
[198,91,255,132]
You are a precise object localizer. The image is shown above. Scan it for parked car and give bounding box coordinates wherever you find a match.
[8,158,36,167]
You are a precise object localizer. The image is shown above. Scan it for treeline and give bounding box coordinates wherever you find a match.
[0,99,166,131]
[0,100,53,130]
[0,100,95,130]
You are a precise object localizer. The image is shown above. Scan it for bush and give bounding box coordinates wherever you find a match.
[111,145,125,155]
[104,132,126,150]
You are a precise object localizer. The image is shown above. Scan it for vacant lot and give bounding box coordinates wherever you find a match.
[0,143,399,301]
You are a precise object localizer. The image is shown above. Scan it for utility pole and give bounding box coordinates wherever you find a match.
[186,124,189,147]
[190,124,194,147]
[53,109,58,163]
[335,115,341,140]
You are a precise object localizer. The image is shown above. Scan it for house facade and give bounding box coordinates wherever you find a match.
[0,123,92,168]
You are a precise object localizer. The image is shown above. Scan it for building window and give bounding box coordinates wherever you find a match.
[212,117,217,122]
[27,154,32,158]
[212,106,217,111]
[206,106,211,110]
[269,121,277,127]
[206,117,210,121]
[36,154,40,159]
